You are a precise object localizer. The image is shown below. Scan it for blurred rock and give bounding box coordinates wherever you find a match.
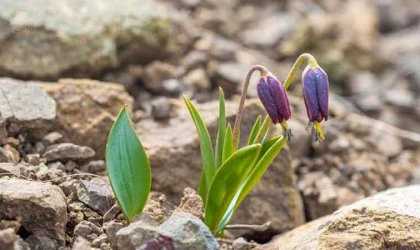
[38,79,133,158]
[136,98,304,235]
[74,221,103,239]
[0,228,30,250]
[142,61,178,93]
[259,186,420,250]
[380,25,420,62]
[43,143,95,162]
[76,178,115,215]
[0,78,56,136]
[0,0,177,80]
[377,0,420,33]
[182,68,210,90]
[151,97,172,121]
[116,216,159,250]
[71,237,92,250]
[0,179,67,249]
[174,188,203,219]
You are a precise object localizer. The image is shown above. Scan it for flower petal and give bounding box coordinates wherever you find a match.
[257,78,279,124]
[316,68,329,121]
[302,68,320,122]
[267,76,291,121]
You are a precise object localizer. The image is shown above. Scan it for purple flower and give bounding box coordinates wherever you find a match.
[302,66,329,141]
[302,67,329,122]
[257,74,293,140]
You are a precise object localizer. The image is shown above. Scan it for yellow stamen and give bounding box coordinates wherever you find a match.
[313,121,325,141]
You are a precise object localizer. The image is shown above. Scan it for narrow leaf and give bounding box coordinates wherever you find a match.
[217,136,285,231]
[106,107,151,223]
[215,88,226,169]
[247,115,262,145]
[252,115,271,144]
[205,144,261,233]
[198,171,207,205]
[222,124,234,163]
[184,97,216,196]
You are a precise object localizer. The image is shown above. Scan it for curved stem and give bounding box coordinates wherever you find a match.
[283,53,318,90]
[232,65,268,150]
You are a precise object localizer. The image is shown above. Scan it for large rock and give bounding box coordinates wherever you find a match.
[0,78,56,136]
[259,186,420,250]
[0,179,67,249]
[76,178,115,215]
[0,0,176,80]
[136,98,304,235]
[38,79,133,158]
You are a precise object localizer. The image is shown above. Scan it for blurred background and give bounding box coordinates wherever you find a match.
[2,0,420,244]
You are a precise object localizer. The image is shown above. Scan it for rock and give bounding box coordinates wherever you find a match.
[0,148,10,163]
[142,61,179,93]
[383,88,415,109]
[59,179,79,196]
[25,154,41,166]
[116,217,159,250]
[259,186,420,250]
[0,228,30,250]
[0,0,176,80]
[182,68,210,90]
[42,132,63,146]
[380,25,420,62]
[105,221,125,250]
[74,221,103,239]
[76,178,115,215]
[377,0,420,33]
[136,98,304,235]
[92,234,108,248]
[174,188,204,219]
[151,97,173,121]
[375,133,403,158]
[80,160,106,174]
[0,163,20,177]
[155,212,219,250]
[3,145,20,164]
[43,143,95,162]
[38,79,133,158]
[72,237,92,250]
[0,78,56,135]
[0,179,67,249]
[103,204,122,222]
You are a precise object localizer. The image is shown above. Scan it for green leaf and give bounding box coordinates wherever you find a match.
[252,116,271,144]
[215,88,226,169]
[184,97,216,196]
[105,107,151,223]
[205,144,261,233]
[247,115,262,145]
[222,124,234,163]
[198,171,207,205]
[217,136,285,231]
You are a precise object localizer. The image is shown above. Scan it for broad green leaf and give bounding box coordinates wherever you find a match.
[247,116,262,145]
[205,144,261,233]
[222,124,234,163]
[215,88,226,169]
[184,97,216,195]
[105,107,151,223]
[217,136,285,231]
[252,116,271,144]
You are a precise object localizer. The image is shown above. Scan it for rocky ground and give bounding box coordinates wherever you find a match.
[1,0,420,249]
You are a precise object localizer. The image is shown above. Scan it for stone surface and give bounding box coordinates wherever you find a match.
[136,98,304,235]
[74,221,103,238]
[0,78,56,135]
[259,186,420,250]
[0,228,30,250]
[116,217,159,250]
[0,0,176,80]
[76,178,115,215]
[174,188,204,219]
[38,79,133,158]
[0,179,67,249]
[43,143,95,162]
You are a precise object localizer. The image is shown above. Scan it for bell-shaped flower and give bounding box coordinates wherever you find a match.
[257,74,293,140]
[302,65,329,141]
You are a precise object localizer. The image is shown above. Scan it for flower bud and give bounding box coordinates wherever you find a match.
[302,65,329,141]
[257,74,292,140]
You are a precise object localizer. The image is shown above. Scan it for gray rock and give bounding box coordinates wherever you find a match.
[105,221,125,250]
[92,234,108,248]
[0,78,56,134]
[151,97,172,121]
[0,228,30,250]
[42,132,63,146]
[103,204,122,222]
[0,148,10,163]
[76,178,115,215]
[59,179,79,196]
[260,185,420,250]
[43,143,95,162]
[74,221,103,238]
[182,68,210,90]
[0,163,21,177]
[71,237,92,250]
[0,0,176,80]
[157,212,219,250]
[116,219,159,250]
[80,160,106,173]
[142,61,178,93]
[0,179,67,249]
[25,235,57,250]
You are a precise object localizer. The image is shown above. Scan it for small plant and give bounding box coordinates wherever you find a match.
[185,53,329,234]
[106,106,151,223]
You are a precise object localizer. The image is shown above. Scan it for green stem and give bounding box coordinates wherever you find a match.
[283,53,318,90]
[232,65,269,150]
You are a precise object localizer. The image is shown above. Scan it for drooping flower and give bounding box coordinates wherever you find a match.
[257,73,293,140]
[302,65,329,142]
